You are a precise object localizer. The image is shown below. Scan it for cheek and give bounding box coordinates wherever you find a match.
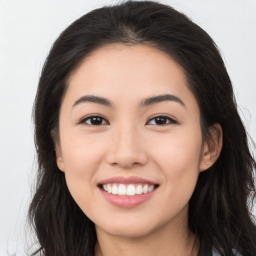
[61,132,106,174]
[150,129,202,169]
[149,129,202,197]
[59,133,107,208]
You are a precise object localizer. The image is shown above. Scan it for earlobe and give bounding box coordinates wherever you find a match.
[55,143,65,172]
[200,123,223,172]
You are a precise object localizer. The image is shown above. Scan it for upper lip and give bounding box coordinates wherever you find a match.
[99,176,157,185]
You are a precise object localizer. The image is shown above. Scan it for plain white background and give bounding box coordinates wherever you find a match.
[0,0,255,254]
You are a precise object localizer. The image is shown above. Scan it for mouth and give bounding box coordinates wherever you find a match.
[98,183,159,196]
[97,176,159,208]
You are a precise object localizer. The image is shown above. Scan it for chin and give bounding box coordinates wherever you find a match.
[95,215,160,238]
[103,225,154,238]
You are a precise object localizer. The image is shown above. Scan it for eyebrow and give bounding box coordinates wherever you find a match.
[73,95,112,108]
[141,94,185,107]
[72,94,185,108]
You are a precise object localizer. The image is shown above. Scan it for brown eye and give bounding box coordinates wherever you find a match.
[80,116,109,126]
[147,116,177,125]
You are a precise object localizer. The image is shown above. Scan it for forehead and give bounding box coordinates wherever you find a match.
[72,43,185,82]
[64,43,198,111]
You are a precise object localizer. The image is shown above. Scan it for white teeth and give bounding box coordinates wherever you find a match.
[136,185,143,195]
[107,184,112,193]
[112,184,118,195]
[148,185,154,192]
[127,185,136,196]
[102,183,156,196]
[143,184,148,194]
[118,184,126,195]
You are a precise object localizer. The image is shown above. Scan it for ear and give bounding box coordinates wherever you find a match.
[200,123,223,172]
[55,142,65,172]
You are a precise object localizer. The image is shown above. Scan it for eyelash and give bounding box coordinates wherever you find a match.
[146,115,177,126]
[79,114,177,126]
[79,115,109,126]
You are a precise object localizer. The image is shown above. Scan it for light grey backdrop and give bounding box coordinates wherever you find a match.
[0,0,255,255]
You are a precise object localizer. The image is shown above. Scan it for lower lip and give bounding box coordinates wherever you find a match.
[99,187,157,208]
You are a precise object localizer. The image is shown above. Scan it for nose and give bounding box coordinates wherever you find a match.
[106,125,148,169]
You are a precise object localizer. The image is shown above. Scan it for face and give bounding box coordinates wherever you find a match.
[56,43,212,238]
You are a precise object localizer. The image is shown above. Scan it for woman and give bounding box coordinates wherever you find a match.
[29,1,256,255]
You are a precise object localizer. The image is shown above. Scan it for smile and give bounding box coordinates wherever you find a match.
[101,183,157,196]
[98,176,159,208]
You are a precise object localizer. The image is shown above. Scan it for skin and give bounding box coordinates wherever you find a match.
[56,43,222,256]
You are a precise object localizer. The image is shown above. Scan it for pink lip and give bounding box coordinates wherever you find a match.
[99,187,158,208]
[98,176,159,208]
[99,176,156,185]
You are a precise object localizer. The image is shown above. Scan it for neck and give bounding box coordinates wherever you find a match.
[95,211,199,256]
